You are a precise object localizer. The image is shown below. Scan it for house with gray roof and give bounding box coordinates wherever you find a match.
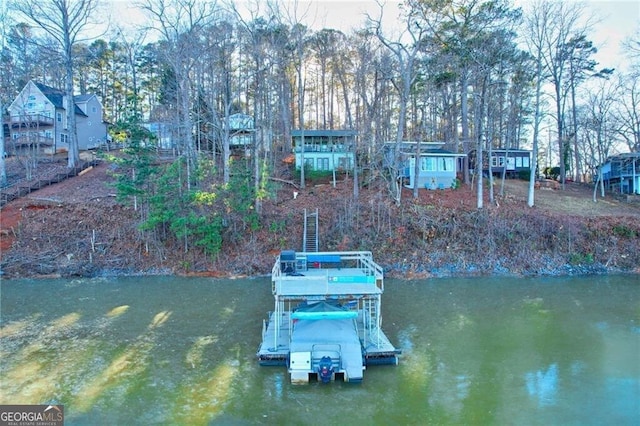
[4,80,108,155]
[387,141,466,190]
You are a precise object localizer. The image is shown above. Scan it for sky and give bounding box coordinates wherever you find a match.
[578,1,639,70]
[304,0,639,70]
[108,0,638,70]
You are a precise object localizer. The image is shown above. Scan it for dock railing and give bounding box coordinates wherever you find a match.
[271,251,384,295]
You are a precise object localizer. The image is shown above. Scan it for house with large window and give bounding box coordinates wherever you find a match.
[292,129,356,171]
[389,141,466,190]
[469,148,532,178]
[4,80,108,155]
[599,152,640,194]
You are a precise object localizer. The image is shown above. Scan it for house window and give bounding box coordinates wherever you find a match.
[522,156,530,168]
[57,113,62,122]
[421,157,436,171]
[304,158,314,169]
[61,134,68,144]
[491,156,505,167]
[317,158,330,170]
[92,106,97,113]
[440,157,454,171]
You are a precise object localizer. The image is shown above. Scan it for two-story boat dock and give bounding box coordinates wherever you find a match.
[257,250,399,384]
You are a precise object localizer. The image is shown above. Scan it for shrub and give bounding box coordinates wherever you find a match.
[543,166,560,180]
[294,166,335,185]
[569,252,594,265]
[612,225,637,238]
[518,170,531,181]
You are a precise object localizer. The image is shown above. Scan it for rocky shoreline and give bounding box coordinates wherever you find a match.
[5,252,637,281]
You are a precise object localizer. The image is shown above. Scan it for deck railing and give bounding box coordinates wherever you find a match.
[9,133,54,146]
[5,114,55,127]
[271,250,384,295]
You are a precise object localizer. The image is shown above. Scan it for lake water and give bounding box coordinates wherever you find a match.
[1,275,638,425]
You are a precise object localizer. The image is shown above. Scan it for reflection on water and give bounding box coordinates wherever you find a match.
[526,363,558,407]
[0,275,638,425]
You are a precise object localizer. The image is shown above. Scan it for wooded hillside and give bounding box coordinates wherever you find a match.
[1,1,639,278]
[1,157,638,279]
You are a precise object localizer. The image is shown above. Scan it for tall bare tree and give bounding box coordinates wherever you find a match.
[138,0,220,187]
[271,0,311,189]
[351,29,391,200]
[370,2,426,204]
[522,0,552,207]
[579,78,616,200]
[614,73,640,153]
[12,0,102,168]
[0,1,10,185]
[538,1,592,188]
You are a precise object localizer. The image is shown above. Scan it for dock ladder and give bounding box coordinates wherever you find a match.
[363,297,382,347]
[303,208,319,252]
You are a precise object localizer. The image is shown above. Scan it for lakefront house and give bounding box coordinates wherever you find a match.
[599,152,640,195]
[389,141,466,190]
[292,129,356,172]
[4,80,108,155]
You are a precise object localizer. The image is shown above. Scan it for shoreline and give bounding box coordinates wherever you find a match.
[2,161,639,282]
[3,261,638,281]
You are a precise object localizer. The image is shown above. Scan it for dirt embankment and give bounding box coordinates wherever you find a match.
[1,157,639,279]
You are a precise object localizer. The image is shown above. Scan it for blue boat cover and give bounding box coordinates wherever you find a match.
[291,311,358,320]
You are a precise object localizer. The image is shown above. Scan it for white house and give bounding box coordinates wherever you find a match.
[5,80,108,154]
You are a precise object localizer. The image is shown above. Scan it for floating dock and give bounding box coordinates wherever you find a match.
[257,250,400,384]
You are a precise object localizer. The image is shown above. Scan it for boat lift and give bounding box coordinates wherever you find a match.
[257,250,399,384]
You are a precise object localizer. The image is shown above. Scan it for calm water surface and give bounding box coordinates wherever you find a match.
[0,275,638,425]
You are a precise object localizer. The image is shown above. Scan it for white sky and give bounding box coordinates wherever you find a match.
[304,0,639,70]
[580,1,639,70]
[107,0,638,69]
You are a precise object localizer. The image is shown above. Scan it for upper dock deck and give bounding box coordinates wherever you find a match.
[271,251,384,297]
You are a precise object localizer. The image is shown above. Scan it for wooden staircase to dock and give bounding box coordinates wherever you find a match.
[303,208,319,252]
[0,159,98,208]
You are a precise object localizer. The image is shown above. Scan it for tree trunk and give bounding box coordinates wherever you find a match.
[476,81,487,210]
[0,102,6,186]
[413,141,421,198]
[297,52,306,190]
[461,73,471,185]
[65,64,79,168]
